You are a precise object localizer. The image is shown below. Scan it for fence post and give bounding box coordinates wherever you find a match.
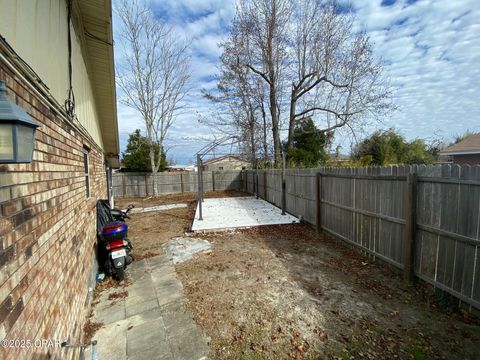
[180,172,184,193]
[263,171,267,200]
[197,154,203,220]
[281,152,286,215]
[122,173,126,197]
[255,162,259,199]
[212,171,215,192]
[316,173,322,233]
[144,174,148,196]
[403,172,417,282]
[242,171,245,192]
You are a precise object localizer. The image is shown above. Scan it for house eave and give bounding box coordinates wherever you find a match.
[439,150,480,156]
[77,0,119,157]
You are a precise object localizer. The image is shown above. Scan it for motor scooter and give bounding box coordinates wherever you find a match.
[97,202,134,280]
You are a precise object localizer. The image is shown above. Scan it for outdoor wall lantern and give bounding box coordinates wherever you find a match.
[0,80,39,163]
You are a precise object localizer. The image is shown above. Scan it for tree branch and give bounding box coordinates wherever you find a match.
[245,64,272,85]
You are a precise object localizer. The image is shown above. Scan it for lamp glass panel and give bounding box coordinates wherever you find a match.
[16,125,35,162]
[0,123,14,161]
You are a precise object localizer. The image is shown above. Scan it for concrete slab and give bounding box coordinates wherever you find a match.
[125,285,157,302]
[129,203,187,214]
[147,255,171,268]
[88,321,128,360]
[163,237,212,264]
[127,306,163,325]
[128,346,173,360]
[126,318,167,355]
[87,254,209,360]
[150,270,178,285]
[93,300,126,324]
[191,196,299,231]
[128,269,151,283]
[126,298,159,317]
[156,285,184,307]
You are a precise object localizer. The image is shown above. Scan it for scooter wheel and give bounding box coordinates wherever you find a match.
[116,267,125,281]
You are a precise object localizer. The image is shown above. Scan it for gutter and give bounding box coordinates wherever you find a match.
[439,150,480,156]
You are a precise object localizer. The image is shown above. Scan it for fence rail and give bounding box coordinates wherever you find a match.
[245,164,480,310]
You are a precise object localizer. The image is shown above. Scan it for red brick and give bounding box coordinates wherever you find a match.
[0,219,12,237]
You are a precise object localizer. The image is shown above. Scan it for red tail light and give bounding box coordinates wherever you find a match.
[106,239,127,250]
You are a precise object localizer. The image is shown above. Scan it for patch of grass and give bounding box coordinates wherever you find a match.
[432,289,456,312]
[410,345,433,360]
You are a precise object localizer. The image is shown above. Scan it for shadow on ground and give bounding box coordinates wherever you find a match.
[260,224,480,359]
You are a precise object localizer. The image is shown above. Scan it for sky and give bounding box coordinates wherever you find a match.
[113,0,480,165]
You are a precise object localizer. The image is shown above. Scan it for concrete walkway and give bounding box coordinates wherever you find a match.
[84,255,209,360]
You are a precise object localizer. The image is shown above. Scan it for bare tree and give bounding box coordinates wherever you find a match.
[116,0,191,195]
[234,0,291,165]
[286,0,393,149]
[220,0,393,164]
[201,68,261,163]
[202,18,272,163]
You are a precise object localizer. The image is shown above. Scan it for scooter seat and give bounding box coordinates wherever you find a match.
[110,209,123,218]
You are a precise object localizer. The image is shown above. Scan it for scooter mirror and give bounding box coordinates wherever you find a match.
[127,204,135,210]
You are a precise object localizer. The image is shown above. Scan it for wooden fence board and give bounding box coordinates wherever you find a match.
[241,165,480,309]
[436,236,455,286]
[452,241,466,293]
[473,247,480,302]
[419,231,438,280]
[113,170,242,197]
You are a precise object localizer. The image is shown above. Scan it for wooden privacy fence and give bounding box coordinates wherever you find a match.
[112,170,243,197]
[245,164,480,310]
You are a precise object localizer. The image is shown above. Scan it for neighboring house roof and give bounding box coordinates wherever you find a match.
[440,134,480,156]
[203,155,248,165]
[77,0,119,158]
[185,164,197,171]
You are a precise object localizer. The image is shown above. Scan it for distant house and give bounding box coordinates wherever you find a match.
[439,134,480,165]
[328,153,350,165]
[166,165,187,172]
[184,164,197,172]
[166,164,197,172]
[203,155,251,171]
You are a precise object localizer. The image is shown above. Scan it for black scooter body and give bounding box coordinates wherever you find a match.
[96,200,134,280]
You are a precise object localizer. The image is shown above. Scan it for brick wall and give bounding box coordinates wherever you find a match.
[0,59,108,359]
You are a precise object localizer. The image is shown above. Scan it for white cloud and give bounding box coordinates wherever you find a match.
[350,0,480,145]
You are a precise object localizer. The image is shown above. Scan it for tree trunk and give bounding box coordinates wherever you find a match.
[286,88,297,151]
[249,110,256,163]
[269,84,281,165]
[261,102,268,162]
[146,124,159,197]
[149,148,158,196]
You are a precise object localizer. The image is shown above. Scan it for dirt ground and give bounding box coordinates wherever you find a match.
[115,193,480,360]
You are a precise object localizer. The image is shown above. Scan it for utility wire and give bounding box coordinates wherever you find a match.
[64,0,76,119]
